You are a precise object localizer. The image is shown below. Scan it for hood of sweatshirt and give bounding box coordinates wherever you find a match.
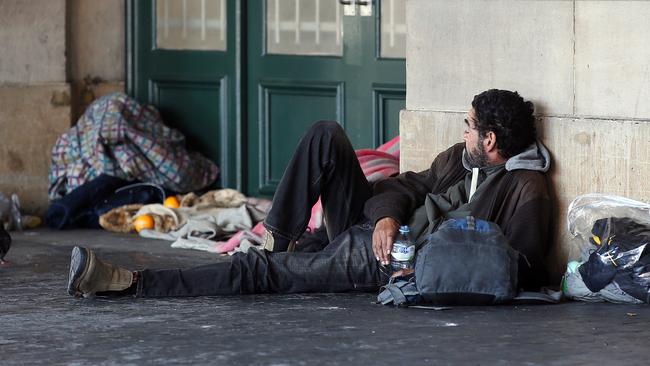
[461,140,551,173]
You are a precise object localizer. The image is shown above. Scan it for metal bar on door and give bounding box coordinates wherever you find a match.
[220,0,226,41]
[295,0,301,44]
[181,0,187,39]
[163,0,169,38]
[274,0,280,44]
[201,0,206,41]
[389,0,395,47]
[315,0,320,45]
[336,1,341,44]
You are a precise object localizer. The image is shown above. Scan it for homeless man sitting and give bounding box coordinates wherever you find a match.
[67,89,552,298]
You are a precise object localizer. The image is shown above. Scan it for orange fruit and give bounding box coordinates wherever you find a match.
[133,214,155,232]
[163,196,181,209]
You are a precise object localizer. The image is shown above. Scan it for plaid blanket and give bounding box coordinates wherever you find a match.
[49,93,219,199]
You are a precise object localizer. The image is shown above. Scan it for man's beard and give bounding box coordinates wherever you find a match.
[466,143,488,168]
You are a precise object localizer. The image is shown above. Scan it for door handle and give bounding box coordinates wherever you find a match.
[340,0,373,17]
[358,0,372,16]
[341,0,356,16]
[340,0,371,4]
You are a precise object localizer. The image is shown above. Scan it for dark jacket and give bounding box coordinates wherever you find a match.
[364,142,553,290]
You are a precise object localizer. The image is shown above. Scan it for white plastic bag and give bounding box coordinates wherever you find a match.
[567,193,650,258]
[563,194,650,304]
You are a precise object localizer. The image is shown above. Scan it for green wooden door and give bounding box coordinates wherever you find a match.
[246,0,406,197]
[127,0,241,189]
[128,1,405,197]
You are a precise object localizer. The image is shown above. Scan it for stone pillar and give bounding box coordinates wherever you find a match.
[0,0,125,215]
[401,0,650,278]
[0,0,71,214]
[68,0,125,121]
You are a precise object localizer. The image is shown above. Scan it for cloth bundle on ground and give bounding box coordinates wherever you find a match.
[100,189,272,255]
[48,92,219,200]
[563,194,650,304]
[308,136,400,231]
[45,174,166,229]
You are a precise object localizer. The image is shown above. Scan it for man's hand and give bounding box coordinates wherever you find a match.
[372,217,400,265]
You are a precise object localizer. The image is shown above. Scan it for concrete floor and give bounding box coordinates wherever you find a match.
[2,229,650,365]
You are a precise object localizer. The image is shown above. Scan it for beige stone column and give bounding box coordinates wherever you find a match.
[401,0,650,278]
[0,0,125,214]
[0,0,71,214]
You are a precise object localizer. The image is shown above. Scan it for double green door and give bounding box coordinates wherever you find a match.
[128,0,406,197]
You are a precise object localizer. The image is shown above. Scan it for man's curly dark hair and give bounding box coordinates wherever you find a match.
[471,89,536,159]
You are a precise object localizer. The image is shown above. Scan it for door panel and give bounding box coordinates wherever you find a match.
[127,0,240,189]
[150,78,226,163]
[258,81,342,195]
[373,84,406,146]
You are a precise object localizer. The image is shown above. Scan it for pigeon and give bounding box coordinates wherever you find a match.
[0,225,10,262]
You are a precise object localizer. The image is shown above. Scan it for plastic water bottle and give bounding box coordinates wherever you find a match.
[391,225,415,271]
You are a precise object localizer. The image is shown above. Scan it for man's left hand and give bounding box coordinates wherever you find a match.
[372,217,400,265]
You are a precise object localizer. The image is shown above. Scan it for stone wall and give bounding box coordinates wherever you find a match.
[0,0,124,214]
[68,0,125,121]
[0,0,70,214]
[402,0,650,279]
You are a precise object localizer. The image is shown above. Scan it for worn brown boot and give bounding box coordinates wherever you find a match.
[67,246,134,297]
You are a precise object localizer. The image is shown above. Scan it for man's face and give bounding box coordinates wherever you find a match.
[463,108,488,168]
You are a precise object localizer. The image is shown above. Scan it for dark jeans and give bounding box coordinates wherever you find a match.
[139,224,385,296]
[138,121,384,297]
[264,120,372,242]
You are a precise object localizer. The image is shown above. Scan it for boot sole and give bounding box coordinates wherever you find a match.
[67,246,90,297]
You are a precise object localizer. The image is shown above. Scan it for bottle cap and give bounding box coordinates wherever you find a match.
[399,225,410,233]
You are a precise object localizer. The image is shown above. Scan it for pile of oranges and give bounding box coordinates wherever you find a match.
[163,196,180,208]
[132,195,181,232]
[133,214,154,232]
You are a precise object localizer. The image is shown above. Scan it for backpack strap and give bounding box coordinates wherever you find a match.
[381,283,408,305]
[377,279,420,306]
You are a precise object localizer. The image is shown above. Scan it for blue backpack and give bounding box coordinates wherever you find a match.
[378,217,560,307]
